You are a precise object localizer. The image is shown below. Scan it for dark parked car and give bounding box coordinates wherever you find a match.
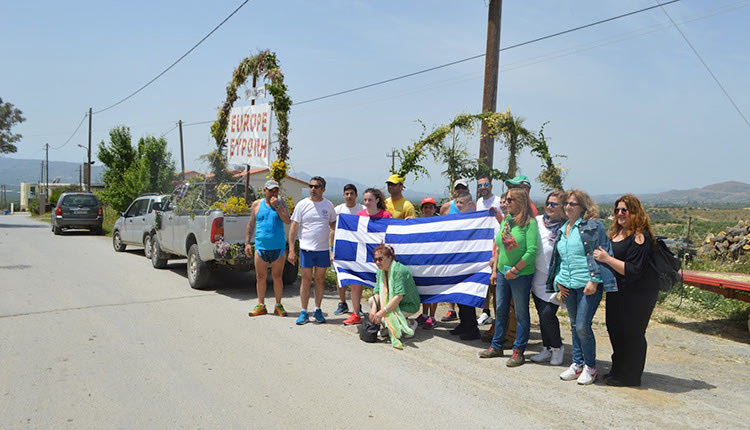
[51,192,103,235]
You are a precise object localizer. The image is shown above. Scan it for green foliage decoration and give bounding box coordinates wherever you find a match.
[209,50,292,183]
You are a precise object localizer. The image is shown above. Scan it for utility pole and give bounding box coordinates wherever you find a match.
[478,0,503,171]
[178,120,185,180]
[87,107,92,191]
[45,143,49,202]
[386,148,397,172]
[78,164,82,189]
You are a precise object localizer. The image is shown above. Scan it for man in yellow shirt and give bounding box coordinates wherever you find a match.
[385,174,416,219]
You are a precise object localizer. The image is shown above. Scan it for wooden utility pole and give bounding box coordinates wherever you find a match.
[178,120,185,180]
[87,107,92,191]
[478,0,503,170]
[45,143,49,200]
[386,148,397,172]
[78,164,82,189]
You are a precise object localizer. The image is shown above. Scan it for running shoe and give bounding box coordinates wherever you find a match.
[313,308,326,323]
[333,302,349,315]
[343,313,362,325]
[296,309,309,325]
[441,310,458,322]
[249,303,267,317]
[274,303,287,317]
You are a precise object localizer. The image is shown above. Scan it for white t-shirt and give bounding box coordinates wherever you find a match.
[335,202,364,215]
[291,198,337,251]
[476,194,502,215]
[532,214,562,305]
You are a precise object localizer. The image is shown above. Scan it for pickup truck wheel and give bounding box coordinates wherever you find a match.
[53,225,62,236]
[143,234,153,259]
[151,238,168,269]
[187,244,211,289]
[113,230,126,252]
[282,259,299,285]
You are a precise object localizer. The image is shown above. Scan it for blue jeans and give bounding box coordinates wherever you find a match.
[491,273,533,351]
[565,285,603,368]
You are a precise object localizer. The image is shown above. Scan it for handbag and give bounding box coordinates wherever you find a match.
[359,301,381,343]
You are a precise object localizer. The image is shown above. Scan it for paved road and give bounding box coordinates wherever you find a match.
[1,213,748,429]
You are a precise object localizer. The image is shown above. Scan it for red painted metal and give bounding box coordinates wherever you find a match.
[681,270,750,303]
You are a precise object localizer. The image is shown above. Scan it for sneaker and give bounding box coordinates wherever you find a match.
[249,303,267,317]
[478,347,504,359]
[273,303,287,317]
[560,363,583,381]
[477,311,492,325]
[530,347,552,363]
[577,365,597,385]
[506,349,525,367]
[343,313,362,325]
[296,309,309,325]
[313,308,326,324]
[416,314,428,325]
[423,316,436,330]
[333,302,349,315]
[441,310,458,322]
[550,346,565,366]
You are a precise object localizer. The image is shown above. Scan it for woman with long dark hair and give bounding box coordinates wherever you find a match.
[593,194,659,387]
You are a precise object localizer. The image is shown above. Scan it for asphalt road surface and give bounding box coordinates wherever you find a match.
[1,213,748,429]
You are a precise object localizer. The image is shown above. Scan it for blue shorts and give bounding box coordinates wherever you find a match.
[256,249,283,264]
[300,250,331,268]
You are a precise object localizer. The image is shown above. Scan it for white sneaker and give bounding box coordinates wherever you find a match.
[550,346,565,366]
[560,363,583,381]
[530,347,552,363]
[477,312,492,325]
[577,365,598,385]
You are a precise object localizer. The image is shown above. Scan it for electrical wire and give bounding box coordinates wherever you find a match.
[93,0,250,115]
[294,0,681,106]
[655,0,750,129]
[50,112,88,150]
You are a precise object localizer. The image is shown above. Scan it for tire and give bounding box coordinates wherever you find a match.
[151,237,168,269]
[187,244,211,289]
[53,225,62,235]
[143,234,153,259]
[94,226,104,235]
[113,230,126,252]
[282,259,299,285]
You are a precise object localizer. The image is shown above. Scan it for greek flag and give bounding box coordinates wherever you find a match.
[332,211,497,308]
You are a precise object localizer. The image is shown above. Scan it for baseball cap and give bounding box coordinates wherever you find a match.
[264,179,280,190]
[386,174,405,185]
[421,197,437,207]
[506,175,531,189]
[454,179,469,188]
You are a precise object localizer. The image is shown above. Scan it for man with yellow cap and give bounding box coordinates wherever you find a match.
[385,174,416,219]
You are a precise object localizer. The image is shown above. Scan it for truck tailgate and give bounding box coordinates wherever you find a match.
[222,215,250,244]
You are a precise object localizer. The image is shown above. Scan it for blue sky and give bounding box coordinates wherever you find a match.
[2,0,748,199]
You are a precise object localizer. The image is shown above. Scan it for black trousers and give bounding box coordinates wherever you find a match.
[532,294,562,348]
[458,304,479,335]
[605,288,659,385]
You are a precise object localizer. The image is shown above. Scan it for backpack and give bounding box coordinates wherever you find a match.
[650,237,682,292]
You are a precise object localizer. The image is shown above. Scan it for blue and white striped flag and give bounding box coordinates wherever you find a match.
[332,211,496,308]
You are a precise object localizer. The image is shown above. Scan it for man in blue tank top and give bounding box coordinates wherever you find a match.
[245,180,291,317]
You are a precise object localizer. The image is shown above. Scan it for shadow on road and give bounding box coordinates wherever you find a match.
[0,223,48,229]
[639,372,717,393]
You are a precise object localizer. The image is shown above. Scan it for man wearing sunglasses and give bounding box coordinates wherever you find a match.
[385,174,416,219]
[288,176,337,325]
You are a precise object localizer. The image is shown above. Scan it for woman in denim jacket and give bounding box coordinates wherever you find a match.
[545,190,616,385]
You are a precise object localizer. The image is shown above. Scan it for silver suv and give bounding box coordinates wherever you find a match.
[112,193,169,258]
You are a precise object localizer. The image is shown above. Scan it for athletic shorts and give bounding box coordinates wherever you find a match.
[256,249,283,264]
[300,249,331,268]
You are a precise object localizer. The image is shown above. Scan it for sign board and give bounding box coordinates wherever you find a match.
[226,103,272,167]
[245,86,267,100]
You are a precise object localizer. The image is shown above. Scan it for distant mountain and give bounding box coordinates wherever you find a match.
[295,171,434,204]
[0,157,104,186]
[595,181,750,205]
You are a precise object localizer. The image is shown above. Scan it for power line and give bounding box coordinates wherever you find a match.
[294,0,681,106]
[93,0,251,115]
[50,112,88,150]
[656,1,750,128]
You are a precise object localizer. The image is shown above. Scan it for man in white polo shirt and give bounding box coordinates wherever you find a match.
[288,176,337,325]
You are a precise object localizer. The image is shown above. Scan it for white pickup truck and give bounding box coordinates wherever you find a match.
[150,182,298,289]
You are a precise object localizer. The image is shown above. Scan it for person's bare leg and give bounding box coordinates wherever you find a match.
[351,284,363,314]
[313,266,326,308]
[270,252,285,305]
[300,267,313,309]
[254,252,269,305]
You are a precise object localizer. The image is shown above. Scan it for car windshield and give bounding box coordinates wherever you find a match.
[61,194,98,207]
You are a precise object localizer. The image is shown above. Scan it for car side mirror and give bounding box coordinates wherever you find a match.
[120,212,126,217]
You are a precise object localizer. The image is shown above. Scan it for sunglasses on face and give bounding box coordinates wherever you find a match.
[309,184,322,189]
[478,183,491,188]
[564,201,580,207]
[374,256,385,262]
[545,201,559,208]
[614,207,628,214]
[505,197,515,203]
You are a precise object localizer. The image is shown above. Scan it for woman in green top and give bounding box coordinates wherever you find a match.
[479,188,539,367]
[369,243,420,350]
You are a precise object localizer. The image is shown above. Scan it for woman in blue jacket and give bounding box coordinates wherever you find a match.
[546,189,616,385]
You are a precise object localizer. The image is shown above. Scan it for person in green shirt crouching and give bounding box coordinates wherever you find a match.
[368,243,421,350]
